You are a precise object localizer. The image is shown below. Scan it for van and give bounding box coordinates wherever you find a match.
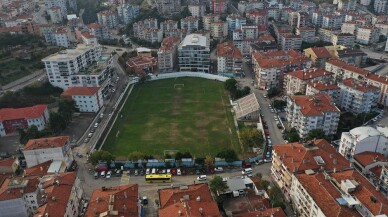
[241,168,253,175]
[100,171,106,178]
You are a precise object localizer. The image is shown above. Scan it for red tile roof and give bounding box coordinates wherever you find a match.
[34,172,77,217]
[87,23,103,29]
[0,159,15,168]
[158,183,221,217]
[0,105,47,122]
[296,173,361,217]
[291,94,340,116]
[62,87,100,96]
[81,32,96,39]
[0,176,40,201]
[306,47,332,58]
[252,50,310,69]
[341,78,379,92]
[331,170,388,216]
[217,41,242,59]
[274,139,350,172]
[353,152,388,167]
[307,81,340,91]
[326,59,368,76]
[24,136,69,151]
[287,68,332,80]
[85,184,139,217]
[24,160,53,177]
[234,208,287,217]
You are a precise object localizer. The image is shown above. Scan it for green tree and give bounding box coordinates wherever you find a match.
[216,149,238,162]
[240,128,264,148]
[209,175,229,195]
[49,112,67,134]
[204,155,214,170]
[89,150,115,165]
[128,151,145,161]
[294,92,303,95]
[175,152,183,160]
[258,180,270,190]
[306,129,326,140]
[287,128,300,142]
[224,78,237,92]
[267,87,280,98]
[273,100,287,109]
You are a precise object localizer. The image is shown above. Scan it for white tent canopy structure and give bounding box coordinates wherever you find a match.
[232,92,260,121]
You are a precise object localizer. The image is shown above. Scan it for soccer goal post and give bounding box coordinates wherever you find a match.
[174,84,185,88]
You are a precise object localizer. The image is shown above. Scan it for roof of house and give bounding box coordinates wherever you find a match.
[87,23,104,29]
[0,105,47,122]
[85,184,139,217]
[158,183,221,217]
[349,126,382,141]
[0,159,15,168]
[126,56,157,68]
[0,176,40,201]
[34,172,77,217]
[62,86,100,96]
[305,47,332,58]
[331,170,388,215]
[273,139,350,172]
[24,160,53,177]
[287,68,332,80]
[341,78,379,92]
[307,81,340,91]
[252,50,310,69]
[217,41,242,59]
[326,59,368,76]
[353,152,388,167]
[24,136,69,151]
[296,173,362,217]
[233,93,260,119]
[291,94,340,116]
[234,208,287,217]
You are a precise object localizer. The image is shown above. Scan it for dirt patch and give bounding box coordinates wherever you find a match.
[170,122,179,144]
[172,89,182,115]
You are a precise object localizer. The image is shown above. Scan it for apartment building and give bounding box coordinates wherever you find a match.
[322,14,344,29]
[164,29,187,39]
[287,94,340,138]
[237,1,265,13]
[160,20,178,31]
[86,184,140,217]
[181,16,199,33]
[356,26,380,45]
[61,87,104,113]
[42,44,113,90]
[202,14,219,31]
[352,151,388,177]
[178,34,210,73]
[304,47,332,68]
[375,22,388,36]
[188,3,206,17]
[240,25,258,39]
[23,136,73,168]
[226,14,246,32]
[252,50,312,90]
[33,172,83,217]
[116,3,139,25]
[325,46,367,66]
[339,126,388,158]
[341,21,360,34]
[319,28,341,43]
[158,183,221,217]
[250,35,278,53]
[338,78,380,114]
[126,56,157,74]
[296,27,316,43]
[280,34,302,51]
[155,0,181,16]
[210,21,227,38]
[47,6,63,24]
[158,37,180,72]
[331,33,355,47]
[306,81,341,102]
[285,68,333,95]
[0,105,49,136]
[143,28,163,43]
[87,23,109,40]
[210,0,227,14]
[217,41,243,76]
[375,0,388,14]
[338,0,357,10]
[245,9,268,28]
[53,27,69,48]
[271,139,350,201]
[44,0,67,18]
[97,10,118,29]
[291,170,388,217]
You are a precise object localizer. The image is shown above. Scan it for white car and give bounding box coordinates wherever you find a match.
[177,168,182,176]
[106,171,112,179]
[274,116,279,121]
[197,175,207,181]
[214,167,224,172]
[270,108,275,113]
[263,94,268,98]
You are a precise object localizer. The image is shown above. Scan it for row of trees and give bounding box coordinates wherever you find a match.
[224,79,251,100]
[286,128,328,143]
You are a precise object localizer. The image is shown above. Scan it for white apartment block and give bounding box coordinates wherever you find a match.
[23,136,74,168]
[217,41,243,75]
[62,87,104,113]
[178,34,210,73]
[164,29,187,39]
[375,0,388,14]
[280,34,302,51]
[226,14,246,32]
[287,94,340,138]
[203,14,219,31]
[331,33,355,47]
[338,0,357,10]
[188,3,206,17]
[143,28,163,43]
[306,82,341,102]
[160,20,178,31]
[48,6,63,23]
[158,37,180,72]
[322,15,344,29]
[42,44,113,90]
[285,68,334,95]
[375,23,388,36]
[360,0,372,5]
[116,3,139,25]
[296,27,316,43]
[53,27,69,48]
[237,1,265,13]
[44,0,67,18]
[156,0,181,16]
[181,16,199,33]
[211,21,228,38]
[341,21,360,34]
[97,10,118,29]
[210,0,227,14]
[339,126,388,158]
[356,26,380,45]
[88,23,109,40]
[338,78,380,114]
[241,25,258,39]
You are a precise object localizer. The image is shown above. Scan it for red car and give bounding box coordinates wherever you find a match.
[95,166,108,172]
[171,168,177,175]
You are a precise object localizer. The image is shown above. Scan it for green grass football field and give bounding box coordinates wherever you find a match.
[102,77,240,157]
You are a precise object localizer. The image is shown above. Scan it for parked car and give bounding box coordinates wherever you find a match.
[90,129,95,133]
[94,172,99,179]
[100,171,106,178]
[195,170,201,175]
[115,170,122,176]
[214,167,224,172]
[274,116,279,121]
[84,138,89,143]
[87,133,93,138]
[177,168,182,176]
[94,123,98,128]
[146,168,150,175]
[166,169,171,174]
[270,108,275,113]
[134,170,138,176]
[106,171,112,178]
[263,94,267,98]
[197,175,207,181]
[140,170,144,176]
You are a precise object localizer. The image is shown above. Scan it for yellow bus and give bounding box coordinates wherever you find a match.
[145,174,172,183]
